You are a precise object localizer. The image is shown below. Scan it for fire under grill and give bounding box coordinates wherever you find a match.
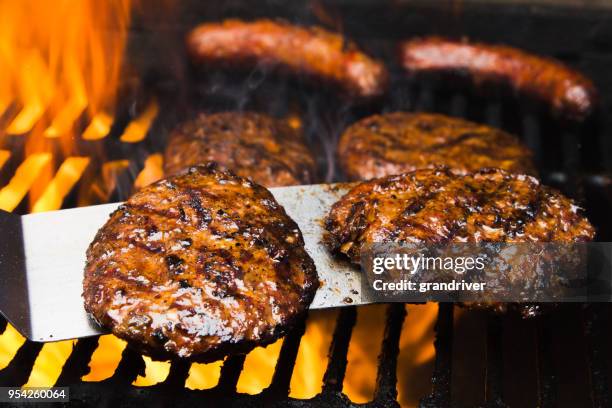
[0,304,611,407]
[1,1,612,407]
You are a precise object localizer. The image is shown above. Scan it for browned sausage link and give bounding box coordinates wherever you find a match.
[187,19,388,100]
[399,37,597,121]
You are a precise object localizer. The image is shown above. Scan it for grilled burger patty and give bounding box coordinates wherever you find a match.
[187,19,388,99]
[338,112,537,181]
[399,37,597,120]
[83,164,318,361]
[164,112,316,187]
[325,167,594,263]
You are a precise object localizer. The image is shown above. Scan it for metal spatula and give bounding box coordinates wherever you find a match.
[0,184,369,342]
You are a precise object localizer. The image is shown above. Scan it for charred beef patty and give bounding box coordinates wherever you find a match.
[325,167,594,262]
[187,19,388,100]
[399,37,597,121]
[83,164,318,361]
[338,112,537,181]
[164,112,316,187]
[324,168,594,316]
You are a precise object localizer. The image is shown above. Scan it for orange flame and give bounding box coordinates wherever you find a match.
[120,100,159,143]
[0,150,10,170]
[134,153,164,190]
[0,153,52,211]
[0,0,131,142]
[0,1,438,405]
[0,0,132,389]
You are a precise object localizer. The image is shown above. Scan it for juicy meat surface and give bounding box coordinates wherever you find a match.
[187,19,388,99]
[83,164,318,361]
[338,112,537,181]
[164,112,316,187]
[325,167,594,263]
[399,37,597,120]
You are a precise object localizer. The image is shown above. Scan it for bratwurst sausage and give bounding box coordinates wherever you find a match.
[187,19,388,100]
[399,37,597,120]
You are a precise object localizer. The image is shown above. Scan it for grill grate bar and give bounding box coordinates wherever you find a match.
[535,313,558,408]
[55,336,100,386]
[105,346,146,385]
[0,340,43,387]
[161,360,191,388]
[265,317,307,397]
[521,113,542,164]
[413,84,436,113]
[583,304,610,408]
[485,315,507,408]
[449,93,468,118]
[419,303,453,408]
[372,304,406,406]
[322,306,357,395]
[484,102,503,127]
[561,128,583,200]
[215,354,246,394]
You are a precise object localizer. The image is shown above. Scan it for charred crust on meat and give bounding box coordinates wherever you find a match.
[164,112,316,188]
[325,167,594,263]
[324,168,594,316]
[338,112,537,181]
[83,164,318,362]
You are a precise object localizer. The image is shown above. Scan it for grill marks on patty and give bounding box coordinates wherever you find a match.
[324,167,594,263]
[337,112,537,181]
[83,164,318,361]
[163,112,316,188]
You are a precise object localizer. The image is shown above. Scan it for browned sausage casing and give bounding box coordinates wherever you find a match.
[399,37,597,120]
[187,19,388,99]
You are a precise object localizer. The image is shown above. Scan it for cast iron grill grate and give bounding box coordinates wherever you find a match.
[0,303,609,407]
[1,71,611,408]
[1,3,612,407]
[0,306,406,407]
[0,74,611,408]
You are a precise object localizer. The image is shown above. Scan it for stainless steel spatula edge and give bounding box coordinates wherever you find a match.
[0,183,369,342]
